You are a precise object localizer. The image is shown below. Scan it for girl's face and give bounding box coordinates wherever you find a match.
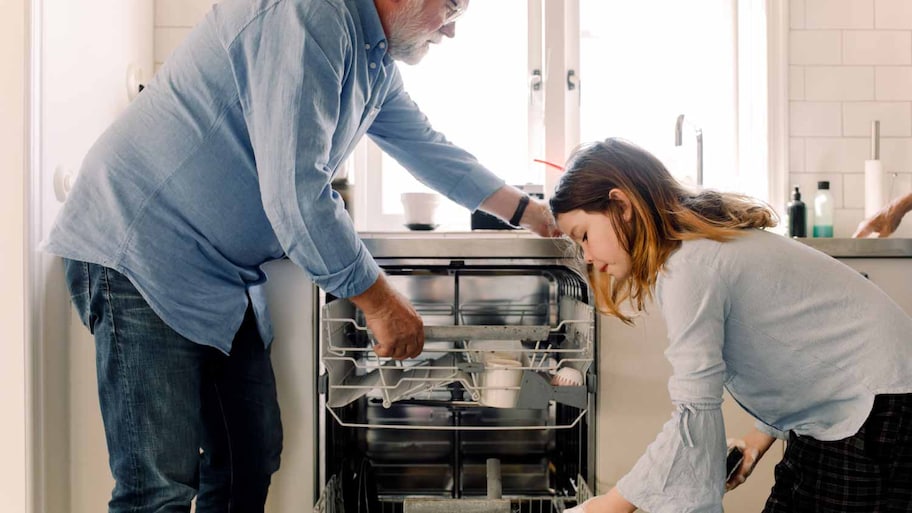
[555,189,633,282]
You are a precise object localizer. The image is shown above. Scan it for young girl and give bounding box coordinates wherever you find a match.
[554,138,912,513]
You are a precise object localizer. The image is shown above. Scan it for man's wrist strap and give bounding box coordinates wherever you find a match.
[509,195,530,227]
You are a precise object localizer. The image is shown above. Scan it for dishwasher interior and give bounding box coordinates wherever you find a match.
[314,238,596,513]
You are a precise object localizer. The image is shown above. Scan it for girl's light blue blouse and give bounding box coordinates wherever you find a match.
[41,0,504,352]
[616,229,912,512]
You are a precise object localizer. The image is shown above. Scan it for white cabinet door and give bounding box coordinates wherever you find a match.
[837,258,912,315]
[261,260,318,513]
[33,1,153,511]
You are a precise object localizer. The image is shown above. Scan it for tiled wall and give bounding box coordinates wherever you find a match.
[156,0,912,237]
[153,0,213,73]
[790,0,912,237]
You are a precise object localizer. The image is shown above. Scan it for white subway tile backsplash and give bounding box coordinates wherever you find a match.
[876,67,912,100]
[154,27,192,65]
[875,0,912,29]
[790,1,912,226]
[880,137,912,173]
[834,208,865,236]
[155,0,213,27]
[843,102,912,136]
[792,0,806,29]
[791,102,843,136]
[791,31,843,65]
[844,31,912,65]
[844,172,866,208]
[791,137,806,172]
[887,171,912,202]
[805,137,872,172]
[806,0,874,29]
[790,66,805,100]
[804,66,874,100]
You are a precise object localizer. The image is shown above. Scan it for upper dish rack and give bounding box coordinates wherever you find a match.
[319,283,595,430]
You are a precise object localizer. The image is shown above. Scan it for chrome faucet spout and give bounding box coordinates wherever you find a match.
[674,114,703,187]
[674,114,685,146]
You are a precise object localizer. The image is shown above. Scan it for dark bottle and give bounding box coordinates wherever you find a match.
[787,186,807,237]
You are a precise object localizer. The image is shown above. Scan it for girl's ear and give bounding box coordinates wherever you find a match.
[608,189,633,222]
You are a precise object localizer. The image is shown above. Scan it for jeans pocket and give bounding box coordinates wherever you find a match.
[63,258,93,331]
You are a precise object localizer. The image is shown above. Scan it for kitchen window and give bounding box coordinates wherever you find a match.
[352,0,787,232]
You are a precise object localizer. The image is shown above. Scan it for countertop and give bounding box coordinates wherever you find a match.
[795,237,912,258]
[358,231,912,258]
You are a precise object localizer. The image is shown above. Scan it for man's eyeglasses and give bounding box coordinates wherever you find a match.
[444,0,469,24]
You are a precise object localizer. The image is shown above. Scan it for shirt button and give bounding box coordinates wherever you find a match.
[369,62,377,69]
[364,43,371,50]
[379,41,386,49]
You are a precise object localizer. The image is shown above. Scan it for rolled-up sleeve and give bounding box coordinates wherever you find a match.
[229,2,380,298]
[616,261,730,513]
[366,69,505,211]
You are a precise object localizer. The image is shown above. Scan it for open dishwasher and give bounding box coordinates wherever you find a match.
[314,234,596,513]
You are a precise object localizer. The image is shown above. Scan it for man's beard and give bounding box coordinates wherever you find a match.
[386,0,431,65]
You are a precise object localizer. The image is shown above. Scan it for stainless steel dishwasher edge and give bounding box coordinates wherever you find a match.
[313,234,597,513]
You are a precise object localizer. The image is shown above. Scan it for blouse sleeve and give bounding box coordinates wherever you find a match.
[615,259,731,513]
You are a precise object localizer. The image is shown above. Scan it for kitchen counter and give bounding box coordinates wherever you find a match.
[357,231,912,258]
[359,231,574,259]
[797,238,912,258]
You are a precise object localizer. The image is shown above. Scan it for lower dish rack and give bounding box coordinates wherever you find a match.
[313,473,594,513]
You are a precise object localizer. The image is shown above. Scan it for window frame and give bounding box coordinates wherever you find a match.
[352,0,789,232]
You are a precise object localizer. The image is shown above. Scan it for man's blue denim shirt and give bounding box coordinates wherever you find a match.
[42,0,505,352]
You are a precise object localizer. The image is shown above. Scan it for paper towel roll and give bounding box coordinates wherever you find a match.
[865,159,885,218]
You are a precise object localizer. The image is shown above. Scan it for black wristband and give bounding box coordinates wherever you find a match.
[509,195,530,227]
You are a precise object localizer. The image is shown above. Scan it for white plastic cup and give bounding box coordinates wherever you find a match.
[480,357,523,408]
[400,192,440,228]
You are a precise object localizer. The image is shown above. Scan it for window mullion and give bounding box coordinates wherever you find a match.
[541,0,580,198]
[528,0,544,182]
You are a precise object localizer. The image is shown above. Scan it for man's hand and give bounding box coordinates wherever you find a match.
[350,274,424,359]
[854,204,903,238]
[725,429,776,491]
[854,192,912,238]
[520,198,562,237]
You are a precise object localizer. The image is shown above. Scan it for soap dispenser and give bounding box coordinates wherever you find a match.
[787,186,807,238]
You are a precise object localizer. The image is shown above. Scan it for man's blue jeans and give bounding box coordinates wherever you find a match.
[64,259,283,513]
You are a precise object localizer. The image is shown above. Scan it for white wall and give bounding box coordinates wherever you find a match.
[789,0,912,236]
[154,0,214,71]
[0,0,28,510]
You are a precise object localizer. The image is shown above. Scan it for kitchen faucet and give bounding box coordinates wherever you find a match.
[674,114,703,187]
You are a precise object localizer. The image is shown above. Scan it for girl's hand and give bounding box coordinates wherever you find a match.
[568,488,636,513]
[725,430,775,491]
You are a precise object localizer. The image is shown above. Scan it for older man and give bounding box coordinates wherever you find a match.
[43,0,555,511]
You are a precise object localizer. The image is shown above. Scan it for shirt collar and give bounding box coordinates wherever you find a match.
[352,0,389,54]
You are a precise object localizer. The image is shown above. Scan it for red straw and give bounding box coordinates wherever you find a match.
[533,158,564,171]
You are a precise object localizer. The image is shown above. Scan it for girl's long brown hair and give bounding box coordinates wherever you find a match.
[550,138,777,323]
